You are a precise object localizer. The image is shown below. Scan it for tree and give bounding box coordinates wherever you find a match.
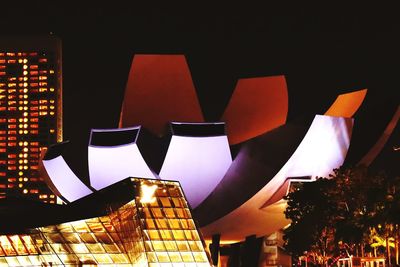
[284,165,400,265]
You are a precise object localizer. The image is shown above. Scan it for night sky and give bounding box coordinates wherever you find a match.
[1,3,399,179]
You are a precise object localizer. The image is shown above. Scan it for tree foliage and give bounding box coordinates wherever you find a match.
[284,165,400,263]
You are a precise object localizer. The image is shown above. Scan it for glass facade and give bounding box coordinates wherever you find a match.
[0,38,62,203]
[0,178,211,266]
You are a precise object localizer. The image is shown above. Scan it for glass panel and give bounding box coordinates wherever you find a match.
[168,219,180,229]
[102,221,116,232]
[69,243,89,253]
[145,219,156,229]
[168,252,182,262]
[16,256,31,265]
[61,233,81,243]
[180,252,194,262]
[43,254,62,264]
[176,241,189,251]
[148,230,161,239]
[145,240,154,251]
[86,243,105,253]
[171,198,182,207]
[20,235,38,254]
[188,241,203,252]
[109,253,130,263]
[172,230,185,240]
[9,235,28,255]
[58,253,79,264]
[94,232,113,244]
[87,222,105,232]
[77,254,96,264]
[155,219,168,229]
[147,252,158,263]
[57,223,74,232]
[79,233,96,243]
[5,257,20,266]
[168,187,181,197]
[156,252,170,262]
[40,225,58,233]
[49,243,70,253]
[28,256,41,265]
[151,208,163,218]
[103,243,121,253]
[152,241,165,251]
[71,221,90,232]
[160,197,172,207]
[164,241,178,251]
[46,233,64,243]
[164,208,176,218]
[193,252,208,262]
[0,236,16,255]
[159,229,173,240]
[93,253,113,264]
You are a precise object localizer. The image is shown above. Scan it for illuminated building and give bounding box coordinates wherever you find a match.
[0,178,211,266]
[0,36,62,203]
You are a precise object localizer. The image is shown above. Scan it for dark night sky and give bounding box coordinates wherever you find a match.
[1,2,399,179]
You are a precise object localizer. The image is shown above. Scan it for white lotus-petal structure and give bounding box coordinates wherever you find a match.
[88,126,157,190]
[159,122,232,209]
[200,115,353,240]
[41,143,93,203]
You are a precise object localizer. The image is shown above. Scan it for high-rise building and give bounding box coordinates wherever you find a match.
[0,36,62,203]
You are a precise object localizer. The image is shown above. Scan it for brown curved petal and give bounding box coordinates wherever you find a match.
[221,75,288,145]
[359,105,400,166]
[119,54,204,136]
[325,89,368,117]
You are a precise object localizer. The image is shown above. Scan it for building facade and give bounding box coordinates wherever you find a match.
[0,36,62,203]
[0,178,211,266]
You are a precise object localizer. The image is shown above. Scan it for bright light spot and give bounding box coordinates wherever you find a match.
[140,184,158,204]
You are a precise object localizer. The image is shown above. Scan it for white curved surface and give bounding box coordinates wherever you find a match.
[159,135,232,209]
[201,115,353,241]
[42,156,93,202]
[89,143,156,190]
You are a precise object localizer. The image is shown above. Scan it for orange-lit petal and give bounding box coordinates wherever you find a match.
[325,89,368,117]
[221,75,288,145]
[119,55,204,136]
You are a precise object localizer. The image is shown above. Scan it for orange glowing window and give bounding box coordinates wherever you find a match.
[0,72,6,76]
[7,101,16,106]
[30,118,38,122]
[30,71,38,76]
[38,58,47,63]
[0,172,6,176]
[8,154,16,159]
[0,107,6,111]
[39,76,47,80]
[30,165,38,170]
[8,137,16,141]
[39,70,48,74]
[7,184,15,188]
[39,106,47,110]
[8,107,17,111]
[31,112,38,117]
[0,142,5,146]
[7,131,16,135]
[8,125,16,129]
[8,178,16,182]
[6,52,15,56]
[8,166,17,170]
[7,59,16,63]
[0,184,5,189]
[0,137,5,141]
[39,100,48,104]
[29,52,37,56]
[30,189,39,193]
[30,130,38,134]
[0,65,5,69]
[0,60,5,63]
[39,111,47,116]
[30,106,38,111]
[39,82,47,86]
[7,142,16,147]
[31,124,38,129]
[7,118,16,122]
[0,131,5,135]
[30,65,38,69]
[0,119,5,123]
